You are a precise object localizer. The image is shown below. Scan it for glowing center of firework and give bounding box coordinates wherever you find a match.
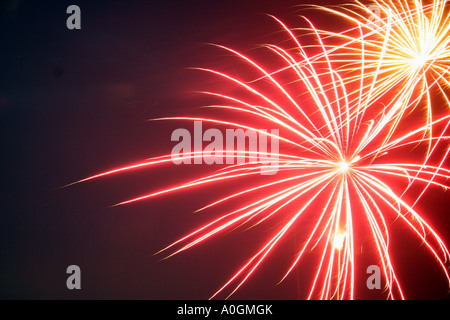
[336,156,360,173]
[412,53,429,69]
[333,233,346,251]
[339,161,350,172]
[412,35,434,69]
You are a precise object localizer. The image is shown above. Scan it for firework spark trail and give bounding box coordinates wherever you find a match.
[73,3,450,299]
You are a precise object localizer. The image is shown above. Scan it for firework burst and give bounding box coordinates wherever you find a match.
[306,0,450,200]
[73,2,450,299]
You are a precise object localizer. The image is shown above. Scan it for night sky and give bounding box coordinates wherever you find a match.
[1,0,449,300]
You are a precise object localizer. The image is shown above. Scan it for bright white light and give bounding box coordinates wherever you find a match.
[333,233,347,251]
[338,161,350,173]
[412,53,428,69]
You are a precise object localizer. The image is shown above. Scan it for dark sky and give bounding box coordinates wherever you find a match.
[1,0,449,300]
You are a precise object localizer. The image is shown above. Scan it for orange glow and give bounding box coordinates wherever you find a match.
[333,232,347,251]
